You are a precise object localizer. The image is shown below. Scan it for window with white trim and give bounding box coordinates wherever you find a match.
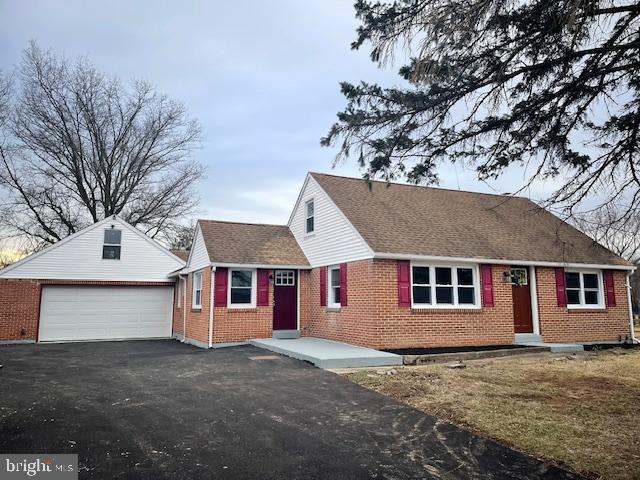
[305,199,315,234]
[229,269,256,307]
[328,265,341,308]
[565,270,603,308]
[102,228,122,260]
[192,271,203,309]
[411,264,479,308]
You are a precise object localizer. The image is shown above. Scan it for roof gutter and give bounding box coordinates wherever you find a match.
[211,262,311,270]
[167,268,187,278]
[373,252,636,271]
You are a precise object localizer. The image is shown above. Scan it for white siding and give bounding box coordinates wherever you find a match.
[0,218,184,282]
[288,175,373,267]
[186,224,210,272]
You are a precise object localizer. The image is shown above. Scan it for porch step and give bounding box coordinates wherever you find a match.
[514,333,543,344]
[272,330,300,339]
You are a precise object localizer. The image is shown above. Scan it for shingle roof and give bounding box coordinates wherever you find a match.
[170,249,190,261]
[310,172,631,267]
[198,220,309,266]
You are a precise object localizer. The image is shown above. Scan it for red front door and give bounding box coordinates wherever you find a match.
[511,267,534,333]
[273,270,297,331]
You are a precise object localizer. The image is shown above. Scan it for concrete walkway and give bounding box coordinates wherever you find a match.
[250,337,402,368]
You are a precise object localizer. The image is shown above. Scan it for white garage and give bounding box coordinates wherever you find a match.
[39,286,174,342]
[0,216,186,344]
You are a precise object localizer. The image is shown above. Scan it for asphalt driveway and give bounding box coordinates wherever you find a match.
[0,340,581,479]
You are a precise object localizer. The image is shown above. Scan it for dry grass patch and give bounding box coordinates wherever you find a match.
[347,349,640,480]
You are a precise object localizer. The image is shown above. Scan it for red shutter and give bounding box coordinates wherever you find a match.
[397,260,411,307]
[555,267,567,307]
[340,263,348,307]
[257,269,270,306]
[604,270,616,307]
[214,267,228,307]
[320,267,327,306]
[481,265,494,307]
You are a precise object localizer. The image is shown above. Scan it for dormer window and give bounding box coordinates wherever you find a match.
[305,199,315,234]
[103,228,122,260]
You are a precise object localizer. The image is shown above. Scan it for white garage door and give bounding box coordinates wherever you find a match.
[39,286,174,342]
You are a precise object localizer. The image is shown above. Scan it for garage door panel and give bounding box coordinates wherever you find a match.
[39,286,173,342]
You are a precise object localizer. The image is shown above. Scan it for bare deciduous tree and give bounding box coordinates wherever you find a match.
[574,205,640,262]
[168,220,196,252]
[0,251,15,269]
[0,42,203,249]
[573,204,640,313]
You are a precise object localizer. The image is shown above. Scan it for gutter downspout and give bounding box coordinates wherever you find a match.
[626,272,638,344]
[182,275,187,342]
[209,266,216,348]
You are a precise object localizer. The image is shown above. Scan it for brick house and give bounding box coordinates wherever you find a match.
[174,172,636,349]
[1,172,636,348]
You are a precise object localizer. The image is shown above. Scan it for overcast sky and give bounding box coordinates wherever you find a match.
[0,0,558,225]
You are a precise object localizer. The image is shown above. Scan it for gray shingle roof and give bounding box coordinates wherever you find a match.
[311,172,631,267]
[198,220,309,266]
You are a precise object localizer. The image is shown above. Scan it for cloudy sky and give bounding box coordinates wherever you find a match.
[0,0,555,225]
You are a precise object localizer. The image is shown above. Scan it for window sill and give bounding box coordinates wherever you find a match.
[326,307,341,312]
[566,306,606,312]
[227,306,258,311]
[411,306,482,313]
[191,308,202,313]
[412,305,481,310]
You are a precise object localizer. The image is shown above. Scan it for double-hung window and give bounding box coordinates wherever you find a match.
[229,269,256,308]
[305,199,315,234]
[565,270,603,308]
[192,271,203,309]
[411,264,479,308]
[328,265,341,308]
[102,229,122,260]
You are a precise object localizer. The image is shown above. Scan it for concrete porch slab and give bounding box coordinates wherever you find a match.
[250,337,402,369]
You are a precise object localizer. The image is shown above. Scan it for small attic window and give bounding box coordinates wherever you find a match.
[305,199,315,234]
[103,228,122,260]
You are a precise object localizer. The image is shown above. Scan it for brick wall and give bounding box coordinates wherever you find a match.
[303,259,514,349]
[172,276,187,339]
[0,279,40,341]
[299,270,310,334]
[304,260,380,345]
[302,260,632,349]
[176,268,276,345]
[536,267,631,343]
[178,268,212,346]
[213,273,273,343]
